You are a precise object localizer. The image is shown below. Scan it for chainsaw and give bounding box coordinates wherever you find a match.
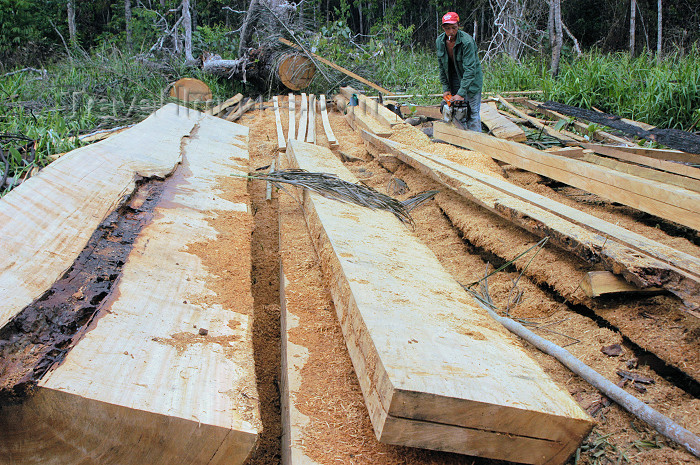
[441,93,468,130]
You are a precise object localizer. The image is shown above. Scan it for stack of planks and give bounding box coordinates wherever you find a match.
[0,104,260,464]
[279,138,594,464]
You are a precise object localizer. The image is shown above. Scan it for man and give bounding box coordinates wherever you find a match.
[436,11,483,132]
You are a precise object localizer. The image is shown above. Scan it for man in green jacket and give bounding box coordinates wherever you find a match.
[436,11,483,132]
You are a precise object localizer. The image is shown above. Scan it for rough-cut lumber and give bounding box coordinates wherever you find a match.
[0,108,260,464]
[225,99,256,122]
[306,94,316,144]
[604,145,700,164]
[496,95,584,144]
[297,93,308,141]
[580,271,663,298]
[318,95,338,148]
[540,101,700,154]
[208,93,243,116]
[344,101,393,138]
[582,143,700,181]
[434,122,700,231]
[399,104,442,120]
[361,130,700,312]
[581,152,700,193]
[283,138,593,464]
[522,100,634,146]
[339,86,402,127]
[287,93,295,143]
[273,96,286,152]
[279,38,393,95]
[0,104,196,329]
[480,102,527,142]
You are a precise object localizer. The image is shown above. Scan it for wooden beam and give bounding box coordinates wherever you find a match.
[399,104,442,120]
[0,104,197,329]
[581,152,700,193]
[297,93,308,141]
[344,102,393,138]
[279,38,393,95]
[601,145,700,165]
[433,122,700,231]
[273,96,286,152]
[306,94,316,144]
[0,109,260,464]
[339,86,402,126]
[480,103,527,142]
[496,95,584,144]
[287,94,295,143]
[361,130,700,312]
[208,93,243,116]
[284,139,593,464]
[582,143,700,181]
[580,271,664,298]
[522,100,634,146]
[225,99,255,122]
[318,95,338,148]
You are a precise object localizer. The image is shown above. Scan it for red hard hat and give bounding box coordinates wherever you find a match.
[442,12,460,24]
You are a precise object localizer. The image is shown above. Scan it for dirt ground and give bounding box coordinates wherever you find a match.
[236,100,700,465]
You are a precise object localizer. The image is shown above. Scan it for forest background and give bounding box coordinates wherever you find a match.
[0,0,699,192]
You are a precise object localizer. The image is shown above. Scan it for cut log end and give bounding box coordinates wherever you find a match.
[277,55,315,91]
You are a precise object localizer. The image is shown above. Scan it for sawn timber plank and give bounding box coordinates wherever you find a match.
[273,96,287,152]
[433,122,700,231]
[319,94,338,148]
[480,102,527,142]
[360,130,700,312]
[284,139,593,465]
[0,103,197,329]
[0,110,260,464]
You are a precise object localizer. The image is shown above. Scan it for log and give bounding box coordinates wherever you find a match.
[318,95,338,148]
[361,130,700,312]
[0,108,260,464]
[480,102,527,142]
[283,139,593,464]
[273,96,286,151]
[433,122,700,231]
[169,78,212,102]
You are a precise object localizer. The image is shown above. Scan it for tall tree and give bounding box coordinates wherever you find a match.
[629,0,636,55]
[67,0,77,46]
[551,0,562,77]
[183,0,194,61]
[657,0,662,59]
[125,0,132,51]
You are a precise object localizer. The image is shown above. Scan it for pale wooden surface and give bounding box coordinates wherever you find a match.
[496,95,585,144]
[0,104,197,329]
[297,93,308,141]
[581,271,663,298]
[208,93,243,116]
[434,122,700,231]
[318,94,338,148]
[1,110,260,464]
[273,96,287,151]
[399,104,442,120]
[361,130,700,312]
[582,143,700,181]
[340,86,402,126]
[345,104,393,138]
[284,139,593,464]
[225,99,255,122]
[288,93,296,143]
[480,102,527,142]
[306,94,316,144]
[604,145,700,164]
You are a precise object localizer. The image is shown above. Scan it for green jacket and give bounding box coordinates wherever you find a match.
[436,30,483,97]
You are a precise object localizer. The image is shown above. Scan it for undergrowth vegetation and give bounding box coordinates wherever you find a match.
[1,32,699,196]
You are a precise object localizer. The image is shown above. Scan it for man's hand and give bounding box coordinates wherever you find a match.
[443,91,451,100]
[451,94,465,102]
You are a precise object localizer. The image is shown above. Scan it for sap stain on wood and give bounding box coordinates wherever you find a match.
[0,179,165,405]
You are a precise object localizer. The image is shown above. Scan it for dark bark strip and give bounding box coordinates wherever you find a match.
[0,178,165,406]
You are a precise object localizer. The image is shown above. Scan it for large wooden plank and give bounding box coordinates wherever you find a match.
[306,94,316,144]
[361,130,700,312]
[0,104,197,330]
[0,110,260,463]
[496,96,584,144]
[208,93,243,116]
[340,86,402,127]
[480,102,527,142]
[297,93,308,141]
[318,94,338,148]
[284,139,593,464]
[434,122,700,231]
[287,93,295,143]
[604,145,700,165]
[582,143,700,181]
[273,96,286,152]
